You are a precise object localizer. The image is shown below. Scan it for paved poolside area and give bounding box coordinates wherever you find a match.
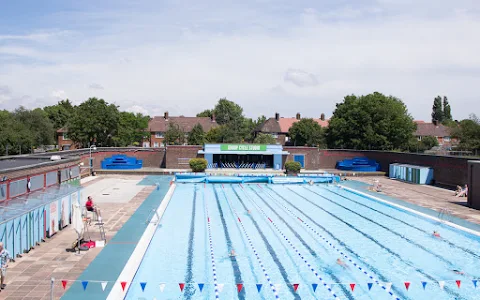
[1,175,153,300]
[350,176,480,226]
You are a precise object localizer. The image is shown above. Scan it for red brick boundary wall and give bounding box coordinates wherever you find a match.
[165,145,203,169]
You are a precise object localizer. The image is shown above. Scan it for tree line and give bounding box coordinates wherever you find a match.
[1,93,479,156]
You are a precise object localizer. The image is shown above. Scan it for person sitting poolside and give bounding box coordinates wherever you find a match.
[86,196,102,221]
[454,185,463,196]
[455,185,468,198]
[433,231,441,238]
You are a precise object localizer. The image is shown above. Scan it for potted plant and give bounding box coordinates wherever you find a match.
[285,161,301,175]
[189,158,208,173]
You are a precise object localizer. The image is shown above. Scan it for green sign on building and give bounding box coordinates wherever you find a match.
[220,144,267,151]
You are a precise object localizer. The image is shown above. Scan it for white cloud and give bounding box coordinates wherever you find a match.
[89,83,104,90]
[284,69,319,87]
[0,1,479,120]
[125,105,149,116]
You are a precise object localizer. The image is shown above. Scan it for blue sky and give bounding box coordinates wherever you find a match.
[1,0,479,120]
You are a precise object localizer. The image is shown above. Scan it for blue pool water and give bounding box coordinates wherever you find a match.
[125,183,480,299]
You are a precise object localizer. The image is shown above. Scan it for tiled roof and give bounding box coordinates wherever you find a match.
[256,117,329,133]
[148,116,218,132]
[415,123,452,137]
[57,127,67,133]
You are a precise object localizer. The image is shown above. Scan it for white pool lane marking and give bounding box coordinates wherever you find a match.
[243,184,341,300]
[106,183,176,300]
[225,184,280,298]
[262,185,401,300]
[205,184,221,299]
[340,185,480,237]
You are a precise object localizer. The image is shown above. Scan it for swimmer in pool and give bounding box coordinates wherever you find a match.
[336,258,347,268]
[433,231,441,238]
[247,210,251,214]
[452,269,465,275]
[229,249,237,257]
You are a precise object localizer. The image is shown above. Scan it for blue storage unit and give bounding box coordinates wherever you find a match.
[0,184,81,258]
[336,157,380,172]
[389,163,433,185]
[101,154,143,170]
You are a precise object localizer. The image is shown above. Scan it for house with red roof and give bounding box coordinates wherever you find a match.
[255,112,329,145]
[145,112,218,147]
[414,120,457,147]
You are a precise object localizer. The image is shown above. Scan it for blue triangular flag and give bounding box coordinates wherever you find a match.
[256,284,262,292]
[367,283,373,290]
[198,283,204,292]
[312,283,318,292]
[140,282,147,292]
[82,281,88,290]
[422,281,427,290]
[473,280,478,288]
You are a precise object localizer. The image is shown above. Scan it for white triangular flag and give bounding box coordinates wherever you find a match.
[159,283,166,292]
[385,282,392,292]
[439,281,445,290]
[101,282,108,291]
[217,283,224,292]
[275,284,282,292]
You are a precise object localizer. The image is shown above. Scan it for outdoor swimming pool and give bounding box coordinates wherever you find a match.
[124,183,480,299]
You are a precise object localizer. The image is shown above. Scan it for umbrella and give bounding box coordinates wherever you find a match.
[72,198,84,253]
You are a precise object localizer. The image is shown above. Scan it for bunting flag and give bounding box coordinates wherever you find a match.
[82,281,89,291]
[179,283,185,292]
[140,282,146,292]
[101,282,108,291]
[159,283,166,292]
[256,284,262,292]
[198,283,204,292]
[218,283,225,292]
[292,283,299,292]
[312,283,318,292]
[61,280,67,290]
[473,280,478,288]
[367,283,373,291]
[237,283,243,293]
[274,284,281,292]
[385,282,392,292]
[439,281,445,290]
[422,281,427,290]
[456,280,461,288]
[404,282,410,290]
[121,282,127,291]
[349,283,355,292]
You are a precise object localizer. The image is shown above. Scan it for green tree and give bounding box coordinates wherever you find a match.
[113,112,150,146]
[213,98,244,125]
[0,110,30,155]
[196,109,213,118]
[451,114,480,152]
[289,118,326,147]
[43,99,75,130]
[442,96,452,123]
[420,136,439,150]
[205,126,223,143]
[187,124,205,145]
[13,107,55,147]
[326,92,416,150]
[67,97,120,147]
[164,122,185,145]
[432,96,444,123]
[253,133,277,144]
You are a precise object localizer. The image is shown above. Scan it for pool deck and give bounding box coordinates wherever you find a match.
[1,175,155,300]
[348,176,480,227]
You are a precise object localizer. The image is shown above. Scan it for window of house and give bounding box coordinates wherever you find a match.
[153,142,159,147]
[271,133,278,138]
[444,136,451,142]
[155,132,164,138]
[63,133,69,140]
[417,136,422,141]
[143,142,150,147]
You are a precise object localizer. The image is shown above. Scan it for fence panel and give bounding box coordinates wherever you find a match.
[70,166,80,178]
[46,171,57,186]
[0,183,6,201]
[29,174,44,191]
[9,179,27,198]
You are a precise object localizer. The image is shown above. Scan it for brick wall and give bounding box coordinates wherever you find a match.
[165,145,203,169]
[57,133,78,150]
[284,147,322,169]
[78,148,166,169]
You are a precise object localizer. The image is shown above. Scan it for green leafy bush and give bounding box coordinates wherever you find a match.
[189,158,208,172]
[285,161,302,173]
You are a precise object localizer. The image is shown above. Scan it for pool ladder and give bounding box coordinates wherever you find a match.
[145,207,160,225]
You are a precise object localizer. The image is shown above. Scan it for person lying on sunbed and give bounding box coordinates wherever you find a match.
[455,185,468,197]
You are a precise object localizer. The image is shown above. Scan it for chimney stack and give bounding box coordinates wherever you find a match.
[275,112,280,122]
[433,119,438,126]
[211,113,216,122]
[164,111,169,120]
[320,113,325,121]
[296,113,301,120]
